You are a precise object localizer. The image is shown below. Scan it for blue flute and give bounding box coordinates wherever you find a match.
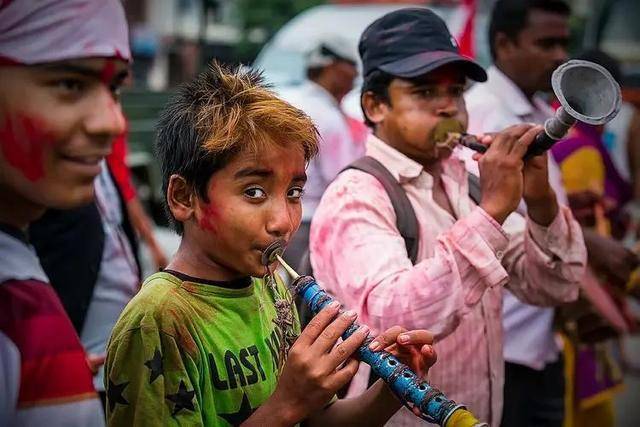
[262,242,487,427]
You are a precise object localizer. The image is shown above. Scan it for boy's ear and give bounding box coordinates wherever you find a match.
[167,174,196,224]
[362,91,387,126]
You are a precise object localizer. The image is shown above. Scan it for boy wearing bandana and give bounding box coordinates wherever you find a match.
[0,0,131,425]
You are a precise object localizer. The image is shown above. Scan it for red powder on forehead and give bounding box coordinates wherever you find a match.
[114,49,127,62]
[438,75,464,85]
[99,59,116,85]
[0,113,52,181]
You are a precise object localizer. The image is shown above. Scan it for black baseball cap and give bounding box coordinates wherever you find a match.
[359,8,487,82]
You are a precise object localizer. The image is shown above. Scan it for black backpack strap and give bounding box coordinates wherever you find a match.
[467,173,482,205]
[343,156,419,264]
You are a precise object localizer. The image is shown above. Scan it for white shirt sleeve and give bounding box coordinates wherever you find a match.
[0,331,20,427]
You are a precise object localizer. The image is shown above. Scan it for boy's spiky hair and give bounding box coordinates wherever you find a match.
[155,61,319,233]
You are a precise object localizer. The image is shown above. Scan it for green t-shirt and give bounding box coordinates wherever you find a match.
[104,271,300,426]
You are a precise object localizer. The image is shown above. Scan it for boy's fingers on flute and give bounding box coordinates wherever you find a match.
[296,301,341,346]
[311,309,359,353]
[417,344,438,378]
[368,325,406,351]
[327,324,370,368]
[422,344,437,363]
[395,330,434,346]
[330,357,360,390]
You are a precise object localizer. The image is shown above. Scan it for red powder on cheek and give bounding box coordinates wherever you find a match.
[0,113,53,181]
[199,203,220,233]
[198,178,224,233]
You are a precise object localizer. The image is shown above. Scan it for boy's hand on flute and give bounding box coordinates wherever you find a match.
[368,326,437,416]
[262,301,370,425]
[368,326,436,378]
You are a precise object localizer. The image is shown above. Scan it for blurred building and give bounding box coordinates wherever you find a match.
[123,0,241,90]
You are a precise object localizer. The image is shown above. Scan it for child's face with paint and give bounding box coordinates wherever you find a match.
[0,58,129,211]
[178,143,307,280]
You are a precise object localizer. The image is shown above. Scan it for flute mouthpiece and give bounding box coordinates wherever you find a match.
[274,254,300,280]
[261,239,286,266]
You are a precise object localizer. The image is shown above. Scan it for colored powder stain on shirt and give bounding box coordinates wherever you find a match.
[164,302,199,356]
[0,113,51,181]
[105,272,299,426]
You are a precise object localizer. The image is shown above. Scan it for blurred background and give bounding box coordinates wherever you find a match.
[119,0,639,227]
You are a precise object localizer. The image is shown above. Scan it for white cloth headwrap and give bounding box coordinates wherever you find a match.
[0,0,131,65]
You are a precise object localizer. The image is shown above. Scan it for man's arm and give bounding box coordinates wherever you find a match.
[501,206,585,305]
[501,152,585,305]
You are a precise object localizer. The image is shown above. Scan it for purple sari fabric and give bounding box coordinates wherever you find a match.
[575,345,622,403]
[551,122,632,214]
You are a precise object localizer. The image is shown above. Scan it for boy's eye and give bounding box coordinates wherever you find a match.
[55,78,85,94]
[244,187,267,199]
[288,187,305,200]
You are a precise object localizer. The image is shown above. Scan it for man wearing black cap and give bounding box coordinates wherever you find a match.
[310,7,585,426]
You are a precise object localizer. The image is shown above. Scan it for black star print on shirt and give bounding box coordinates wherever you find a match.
[144,348,164,384]
[166,379,196,416]
[218,392,255,426]
[107,379,129,412]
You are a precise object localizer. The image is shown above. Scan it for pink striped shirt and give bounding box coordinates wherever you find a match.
[309,134,585,426]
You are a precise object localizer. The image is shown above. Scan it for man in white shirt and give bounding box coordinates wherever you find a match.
[463,1,637,426]
[282,36,366,268]
[463,1,570,426]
